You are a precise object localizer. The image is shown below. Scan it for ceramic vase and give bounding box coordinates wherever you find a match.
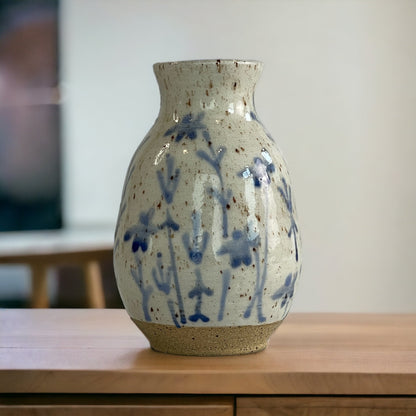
[114,59,301,356]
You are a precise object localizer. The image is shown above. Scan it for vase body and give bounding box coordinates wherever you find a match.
[114,59,301,356]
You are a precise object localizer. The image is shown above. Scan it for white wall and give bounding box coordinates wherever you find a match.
[60,0,416,312]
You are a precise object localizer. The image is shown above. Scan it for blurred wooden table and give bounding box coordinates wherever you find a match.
[0,311,415,415]
[0,229,113,308]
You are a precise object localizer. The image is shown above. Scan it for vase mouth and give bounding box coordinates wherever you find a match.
[153,59,263,68]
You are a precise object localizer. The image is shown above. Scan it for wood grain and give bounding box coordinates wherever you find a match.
[1,310,415,395]
[237,397,416,416]
[0,395,233,416]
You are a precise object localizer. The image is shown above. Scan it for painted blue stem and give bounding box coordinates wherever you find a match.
[278,177,299,262]
[244,193,269,323]
[167,299,181,328]
[218,269,231,321]
[152,253,171,295]
[196,147,230,238]
[115,161,136,248]
[131,261,153,322]
[165,210,186,325]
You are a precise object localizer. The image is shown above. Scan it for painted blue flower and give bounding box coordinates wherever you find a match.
[124,208,158,253]
[164,112,208,142]
[182,212,209,265]
[217,230,258,268]
[239,149,275,187]
[188,269,213,322]
[271,271,298,307]
[278,177,299,261]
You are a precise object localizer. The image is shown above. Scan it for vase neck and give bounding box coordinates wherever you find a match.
[154,59,263,121]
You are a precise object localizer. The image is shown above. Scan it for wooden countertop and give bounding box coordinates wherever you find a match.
[0,309,415,395]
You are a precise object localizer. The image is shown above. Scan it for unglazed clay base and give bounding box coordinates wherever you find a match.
[133,318,282,356]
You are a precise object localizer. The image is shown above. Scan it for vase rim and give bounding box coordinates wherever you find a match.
[153,59,263,68]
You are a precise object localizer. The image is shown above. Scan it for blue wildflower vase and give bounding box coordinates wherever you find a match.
[114,59,301,355]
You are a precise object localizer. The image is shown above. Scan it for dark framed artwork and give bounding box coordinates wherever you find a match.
[0,0,61,231]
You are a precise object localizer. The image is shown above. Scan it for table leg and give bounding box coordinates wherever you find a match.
[31,264,49,308]
[84,260,106,308]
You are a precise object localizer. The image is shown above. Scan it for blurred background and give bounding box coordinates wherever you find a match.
[0,0,415,312]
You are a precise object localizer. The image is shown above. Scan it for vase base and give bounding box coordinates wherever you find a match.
[131,318,282,356]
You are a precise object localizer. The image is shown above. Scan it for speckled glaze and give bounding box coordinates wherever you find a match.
[114,59,301,355]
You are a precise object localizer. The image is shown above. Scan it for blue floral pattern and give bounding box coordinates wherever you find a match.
[120,111,299,328]
[131,264,153,321]
[164,112,208,142]
[188,270,213,322]
[124,208,158,253]
[271,271,298,318]
[239,149,275,187]
[278,177,299,262]
[217,230,257,268]
[152,252,172,295]
[182,212,209,265]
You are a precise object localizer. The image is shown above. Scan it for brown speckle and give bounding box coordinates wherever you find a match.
[233,82,237,90]
[186,98,191,106]
[233,197,236,203]
[157,201,161,209]
[235,148,240,153]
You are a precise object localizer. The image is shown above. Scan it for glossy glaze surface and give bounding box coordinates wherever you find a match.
[114,60,301,329]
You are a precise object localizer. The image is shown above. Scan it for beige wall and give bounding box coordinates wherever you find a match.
[60,0,416,312]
